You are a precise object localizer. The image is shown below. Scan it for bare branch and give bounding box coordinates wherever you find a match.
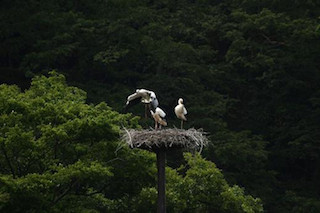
[1,144,16,178]
[261,33,286,46]
[51,180,77,206]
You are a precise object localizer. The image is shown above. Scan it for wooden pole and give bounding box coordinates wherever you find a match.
[156,149,166,213]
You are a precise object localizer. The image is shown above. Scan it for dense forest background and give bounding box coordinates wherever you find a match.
[1,0,320,212]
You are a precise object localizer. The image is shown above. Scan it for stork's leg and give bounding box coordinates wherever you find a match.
[145,104,148,118]
[159,124,162,129]
[181,120,183,129]
[155,122,158,130]
[145,104,152,118]
[148,104,151,118]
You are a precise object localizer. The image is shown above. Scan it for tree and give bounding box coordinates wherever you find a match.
[129,153,263,213]
[0,72,150,212]
[0,72,264,212]
[2,0,320,211]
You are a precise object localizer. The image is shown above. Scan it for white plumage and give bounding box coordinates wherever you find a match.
[174,98,187,128]
[150,107,167,129]
[124,89,159,117]
[155,107,166,118]
[149,91,159,109]
[126,89,151,104]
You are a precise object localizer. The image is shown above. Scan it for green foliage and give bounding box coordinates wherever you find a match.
[2,0,320,212]
[273,191,320,213]
[0,72,265,212]
[0,72,147,212]
[130,153,263,213]
[207,129,275,198]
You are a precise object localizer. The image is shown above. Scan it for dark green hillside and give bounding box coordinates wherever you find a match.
[1,0,320,212]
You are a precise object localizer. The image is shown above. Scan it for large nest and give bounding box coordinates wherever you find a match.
[121,128,208,152]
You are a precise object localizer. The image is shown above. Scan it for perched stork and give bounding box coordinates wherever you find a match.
[124,89,159,117]
[174,98,187,129]
[150,107,167,129]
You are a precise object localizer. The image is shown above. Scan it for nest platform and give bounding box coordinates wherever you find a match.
[122,128,208,152]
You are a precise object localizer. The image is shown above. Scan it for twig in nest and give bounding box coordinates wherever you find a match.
[121,128,209,152]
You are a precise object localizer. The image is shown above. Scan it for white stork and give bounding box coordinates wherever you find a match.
[174,98,187,129]
[150,107,167,129]
[124,89,159,117]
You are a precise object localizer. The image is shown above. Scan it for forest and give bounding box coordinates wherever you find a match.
[1,0,320,212]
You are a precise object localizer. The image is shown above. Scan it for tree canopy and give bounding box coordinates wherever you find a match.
[0,72,263,212]
[1,0,320,212]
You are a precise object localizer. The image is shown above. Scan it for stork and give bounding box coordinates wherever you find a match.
[174,98,187,129]
[150,107,167,130]
[124,89,159,117]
